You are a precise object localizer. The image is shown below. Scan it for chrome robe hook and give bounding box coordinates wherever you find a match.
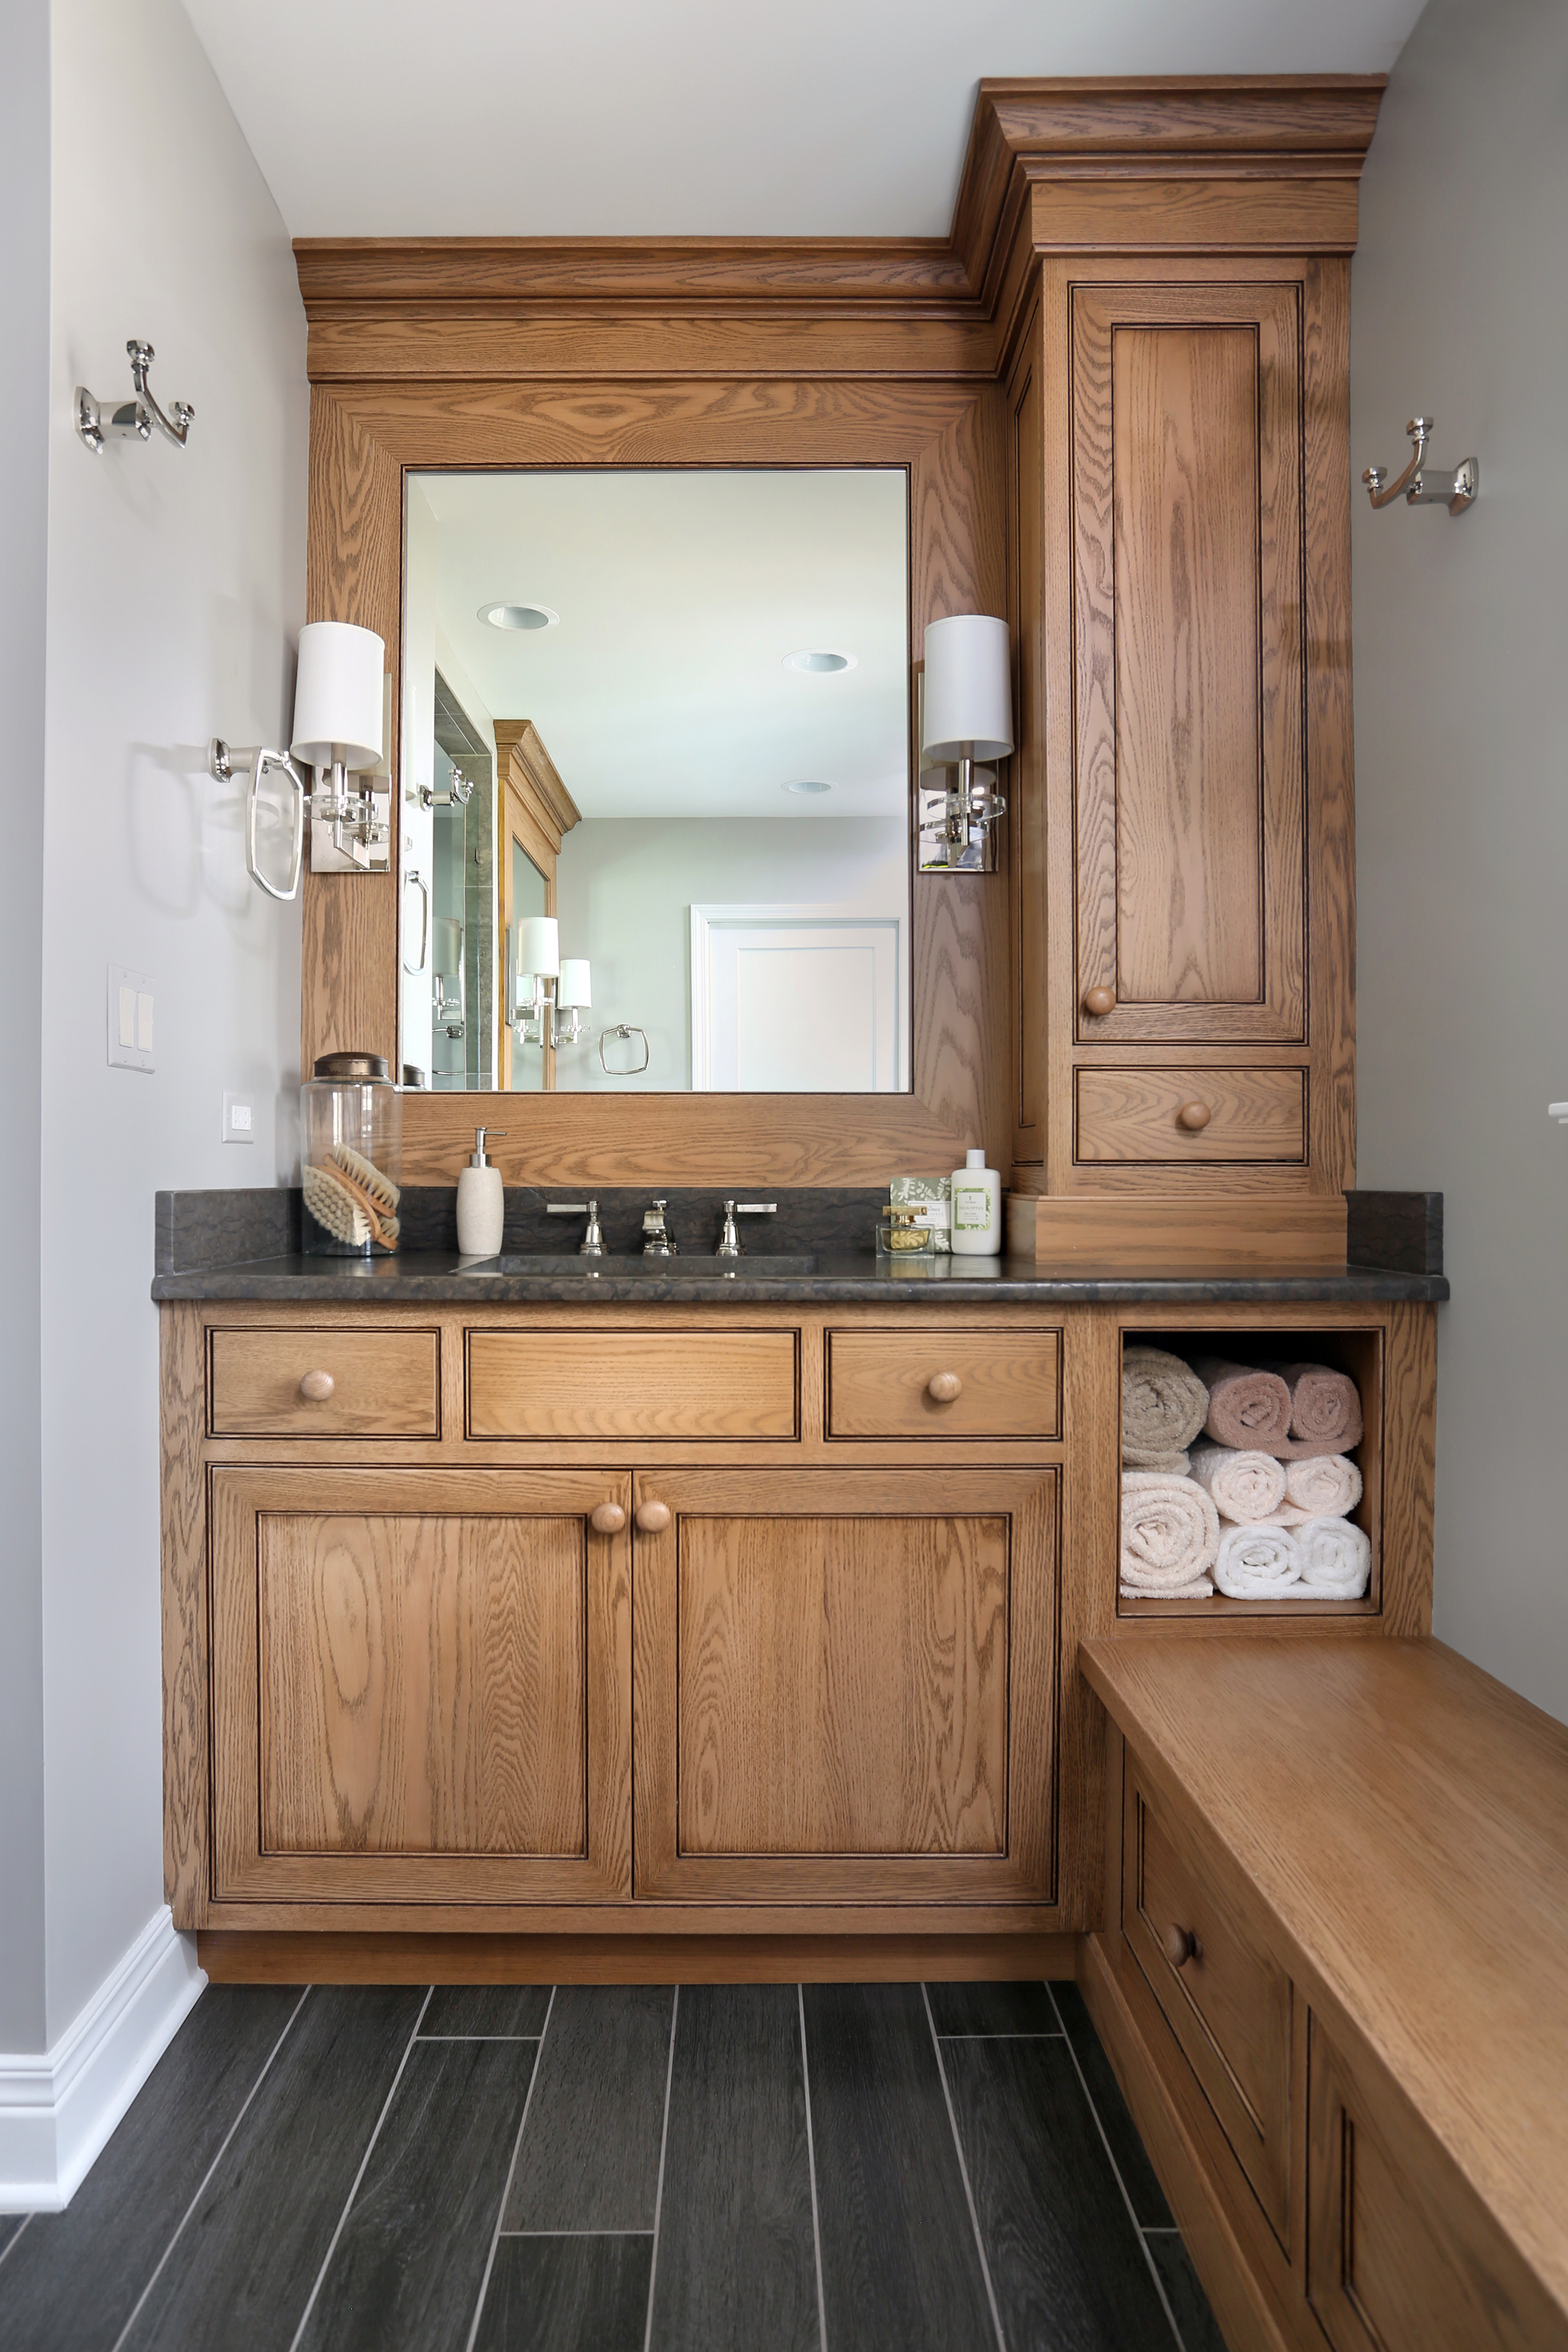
[76,340,194,453]
[1362,416,1477,514]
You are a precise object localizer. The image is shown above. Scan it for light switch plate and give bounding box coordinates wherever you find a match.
[108,965,154,1073]
[221,1091,254,1144]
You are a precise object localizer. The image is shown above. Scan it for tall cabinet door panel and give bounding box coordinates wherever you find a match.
[632,1467,1058,1904]
[210,1467,632,1903]
[1073,281,1306,1047]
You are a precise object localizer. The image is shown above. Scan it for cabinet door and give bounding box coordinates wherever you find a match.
[632,1467,1057,1903]
[210,1466,631,1903]
[1073,280,1305,1047]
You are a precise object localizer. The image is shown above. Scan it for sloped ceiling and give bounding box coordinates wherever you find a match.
[180,0,1422,240]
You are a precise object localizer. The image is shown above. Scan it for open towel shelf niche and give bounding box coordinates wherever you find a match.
[1117,1326,1384,1624]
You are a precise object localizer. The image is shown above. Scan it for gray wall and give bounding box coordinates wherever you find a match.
[1352,0,1568,1720]
[0,0,51,2056]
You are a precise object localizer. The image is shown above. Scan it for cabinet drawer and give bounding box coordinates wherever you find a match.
[209,1327,440,1437]
[467,1328,798,1440]
[1123,1763,1292,2246]
[1307,2013,1562,2352]
[1075,1066,1306,1162]
[827,1327,1060,1440]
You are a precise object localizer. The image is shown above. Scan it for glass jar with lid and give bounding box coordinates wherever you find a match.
[301,1053,402,1256]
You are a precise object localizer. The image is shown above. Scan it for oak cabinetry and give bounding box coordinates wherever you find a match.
[825,1324,1061,1439]
[467,1326,798,1441]
[209,1326,440,1437]
[631,1467,1057,1905]
[1075,1067,1307,1166]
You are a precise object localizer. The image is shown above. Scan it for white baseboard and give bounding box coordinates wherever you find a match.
[0,1906,205,2212]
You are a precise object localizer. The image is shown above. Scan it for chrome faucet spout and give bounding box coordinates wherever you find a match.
[642,1198,678,1256]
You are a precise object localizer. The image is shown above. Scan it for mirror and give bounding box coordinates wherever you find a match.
[398,468,911,1093]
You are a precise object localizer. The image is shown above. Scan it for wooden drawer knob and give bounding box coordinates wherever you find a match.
[590,1503,626,1535]
[928,1371,963,1404]
[635,1500,671,1533]
[1082,985,1117,1017]
[1161,1923,1201,1969]
[297,1369,335,1403]
[1176,1101,1213,1132]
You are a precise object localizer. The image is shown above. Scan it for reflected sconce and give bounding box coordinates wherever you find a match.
[512,920,598,1052]
[919,613,1013,874]
[209,620,390,899]
[433,914,466,1039]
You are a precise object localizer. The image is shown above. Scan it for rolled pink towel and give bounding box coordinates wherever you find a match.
[1262,1360,1364,1456]
[1190,1357,1294,1456]
[1188,1445,1287,1525]
[1120,1473,1219,1597]
[1283,1454,1363,1517]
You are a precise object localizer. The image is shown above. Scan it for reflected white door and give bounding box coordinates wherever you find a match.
[691,906,902,1092]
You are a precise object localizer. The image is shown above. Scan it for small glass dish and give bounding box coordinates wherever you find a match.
[876,1205,934,1259]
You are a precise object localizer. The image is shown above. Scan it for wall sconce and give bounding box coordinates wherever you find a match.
[76,340,193,453]
[433,915,466,1039]
[919,614,1013,874]
[1362,416,1478,514]
[209,621,389,900]
[512,921,602,1052]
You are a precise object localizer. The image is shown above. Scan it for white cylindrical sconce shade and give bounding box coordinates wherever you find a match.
[517,915,560,979]
[921,613,1013,762]
[558,958,591,1009]
[291,621,386,770]
[433,916,463,978]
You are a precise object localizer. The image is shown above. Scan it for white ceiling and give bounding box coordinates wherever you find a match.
[417,468,910,819]
[181,0,1421,240]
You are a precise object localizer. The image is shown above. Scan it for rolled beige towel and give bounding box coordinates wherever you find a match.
[1122,1347,1209,1471]
[1292,1515,1372,1597]
[1260,1360,1364,1456]
[1120,1472,1219,1596]
[1188,1444,1287,1526]
[1283,1454,1364,1518]
[1214,1520,1303,1597]
[1190,1356,1294,1456]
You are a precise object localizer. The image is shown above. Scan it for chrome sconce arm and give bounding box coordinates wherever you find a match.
[76,340,193,453]
[209,739,306,902]
[1362,415,1478,514]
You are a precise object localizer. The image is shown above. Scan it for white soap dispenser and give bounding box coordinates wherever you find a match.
[456,1126,506,1257]
[950,1145,1002,1257]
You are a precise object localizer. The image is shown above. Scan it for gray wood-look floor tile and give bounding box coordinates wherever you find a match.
[0,1984,306,2352]
[119,1984,426,2352]
[421,1985,551,2038]
[1147,2232,1230,2352]
[926,1980,1062,2037]
[1052,1982,1175,2227]
[475,2234,652,2352]
[942,2035,1179,2351]
[502,1985,674,2233]
[804,1982,998,2352]
[294,2036,536,2352]
[0,2214,32,2266]
[648,1985,818,2352]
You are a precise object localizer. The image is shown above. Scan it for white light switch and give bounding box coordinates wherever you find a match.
[222,1092,254,1144]
[108,966,154,1073]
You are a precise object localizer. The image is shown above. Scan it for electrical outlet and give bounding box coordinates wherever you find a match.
[108,965,154,1072]
[221,1092,254,1145]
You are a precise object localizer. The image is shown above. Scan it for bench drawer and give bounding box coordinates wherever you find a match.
[468,1328,798,1440]
[827,1327,1061,1440]
[209,1328,440,1437]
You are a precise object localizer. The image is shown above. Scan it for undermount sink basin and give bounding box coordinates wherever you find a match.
[461,1252,817,1276]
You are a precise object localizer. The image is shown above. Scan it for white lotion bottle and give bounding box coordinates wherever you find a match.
[456,1126,506,1257]
[949,1146,1002,1256]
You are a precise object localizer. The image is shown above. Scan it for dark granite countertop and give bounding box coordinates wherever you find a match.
[151,1249,1448,1306]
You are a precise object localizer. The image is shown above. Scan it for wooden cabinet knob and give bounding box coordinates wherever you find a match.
[297,1369,335,1403]
[635,1500,671,1533]
[1176,1101,1213,1132]
[927,1371,963,1404]
[1160,1923,1200,1969]
[590,1503,626,1535]
[1082,985,1117,1017]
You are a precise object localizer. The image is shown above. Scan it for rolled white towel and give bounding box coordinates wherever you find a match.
[1292,1515,1372,1597]
[1120,1473,1220,1595]
[1188,1444,1287,1525]
[1215,1520,1303,1597]
[1282,1454,1364,1518]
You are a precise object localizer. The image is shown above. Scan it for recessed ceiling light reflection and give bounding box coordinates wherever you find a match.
[782,649,855,674]
[785,780,834,795]
[480,602,559,631]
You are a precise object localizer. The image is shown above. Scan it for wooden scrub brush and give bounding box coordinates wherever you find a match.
[302,1163,371,1248]
[327,1143,400,1215]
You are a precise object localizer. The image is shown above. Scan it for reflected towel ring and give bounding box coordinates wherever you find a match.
[598,1024,650,1075]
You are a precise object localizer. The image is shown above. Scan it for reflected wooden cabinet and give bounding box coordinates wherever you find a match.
[208,1465,633,1904]
[631,1467,1058,1904]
